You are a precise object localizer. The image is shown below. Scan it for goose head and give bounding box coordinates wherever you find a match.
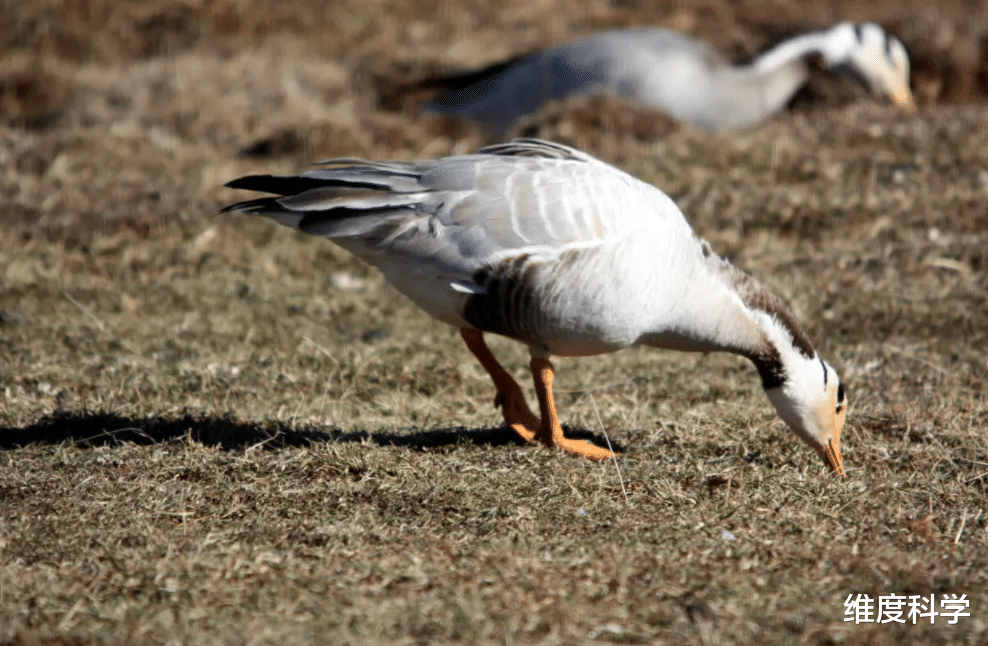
[764,352,847,476]
[822,22,916,112]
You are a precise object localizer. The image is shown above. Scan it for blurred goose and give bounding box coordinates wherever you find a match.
[421,22,915,137]
[224,139,847,474]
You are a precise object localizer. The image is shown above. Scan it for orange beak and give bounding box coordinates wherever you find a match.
[824,427,845,477]
[891,87,917,114]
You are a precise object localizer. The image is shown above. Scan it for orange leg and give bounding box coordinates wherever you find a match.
[530,357,616,461]
[460,328,539,442]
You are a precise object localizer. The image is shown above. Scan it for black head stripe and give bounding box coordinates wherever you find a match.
[854,23,864,43]
[819,355,828,387]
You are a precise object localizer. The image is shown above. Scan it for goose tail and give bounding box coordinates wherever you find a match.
[222,167,428,242]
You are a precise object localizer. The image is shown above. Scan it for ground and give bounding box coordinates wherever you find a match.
[1,1,987,644]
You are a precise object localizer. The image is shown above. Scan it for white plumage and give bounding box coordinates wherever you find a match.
[224,139,847,473]
[421,22,915,137]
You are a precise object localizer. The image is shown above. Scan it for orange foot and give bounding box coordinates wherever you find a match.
[460,328,618,460]
[551,436,617,461]
[460,327,541,445]
[530,357,617,461]
[494,385,538,443]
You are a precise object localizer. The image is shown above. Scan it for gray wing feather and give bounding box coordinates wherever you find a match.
[476,138,596,161]
[225,140,623,275]
[277,187,425,211]
[422,29,730,136]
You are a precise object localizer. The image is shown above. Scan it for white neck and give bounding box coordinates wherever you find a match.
[750,25,856,74]
[636,238,841,465]
[711,63,809,130]
[702,24,862,131]
[638,240,816,389]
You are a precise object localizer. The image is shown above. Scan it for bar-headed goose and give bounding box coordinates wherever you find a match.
[224,139,847,474]
[420,22,915,137]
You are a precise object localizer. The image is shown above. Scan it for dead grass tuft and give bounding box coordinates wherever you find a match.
[908,515,937,546]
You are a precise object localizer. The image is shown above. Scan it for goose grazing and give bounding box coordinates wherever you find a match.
[223,139,847,474]
[420,22,915,137]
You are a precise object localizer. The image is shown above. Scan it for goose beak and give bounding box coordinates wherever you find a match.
[891,87,917,114]
[823,428,845,476]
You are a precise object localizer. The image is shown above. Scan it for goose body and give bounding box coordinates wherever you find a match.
[422,22,915,136]
[224,139,847,473]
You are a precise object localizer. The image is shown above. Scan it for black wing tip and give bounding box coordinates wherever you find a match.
[225,173,356,197]
[224,175,276,191]
[220,197,279,214]
[221,176,276,214]
[421,52,533,95]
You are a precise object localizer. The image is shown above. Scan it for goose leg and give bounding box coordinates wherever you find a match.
[460,328,539,442]
[530,357,616,461]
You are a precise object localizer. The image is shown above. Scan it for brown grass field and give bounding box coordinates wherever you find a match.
[2,0,987,644]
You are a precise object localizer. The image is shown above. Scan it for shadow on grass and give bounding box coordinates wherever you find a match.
[0,411,624,453]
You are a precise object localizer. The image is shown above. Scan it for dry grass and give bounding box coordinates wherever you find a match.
[2,1,988,644]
